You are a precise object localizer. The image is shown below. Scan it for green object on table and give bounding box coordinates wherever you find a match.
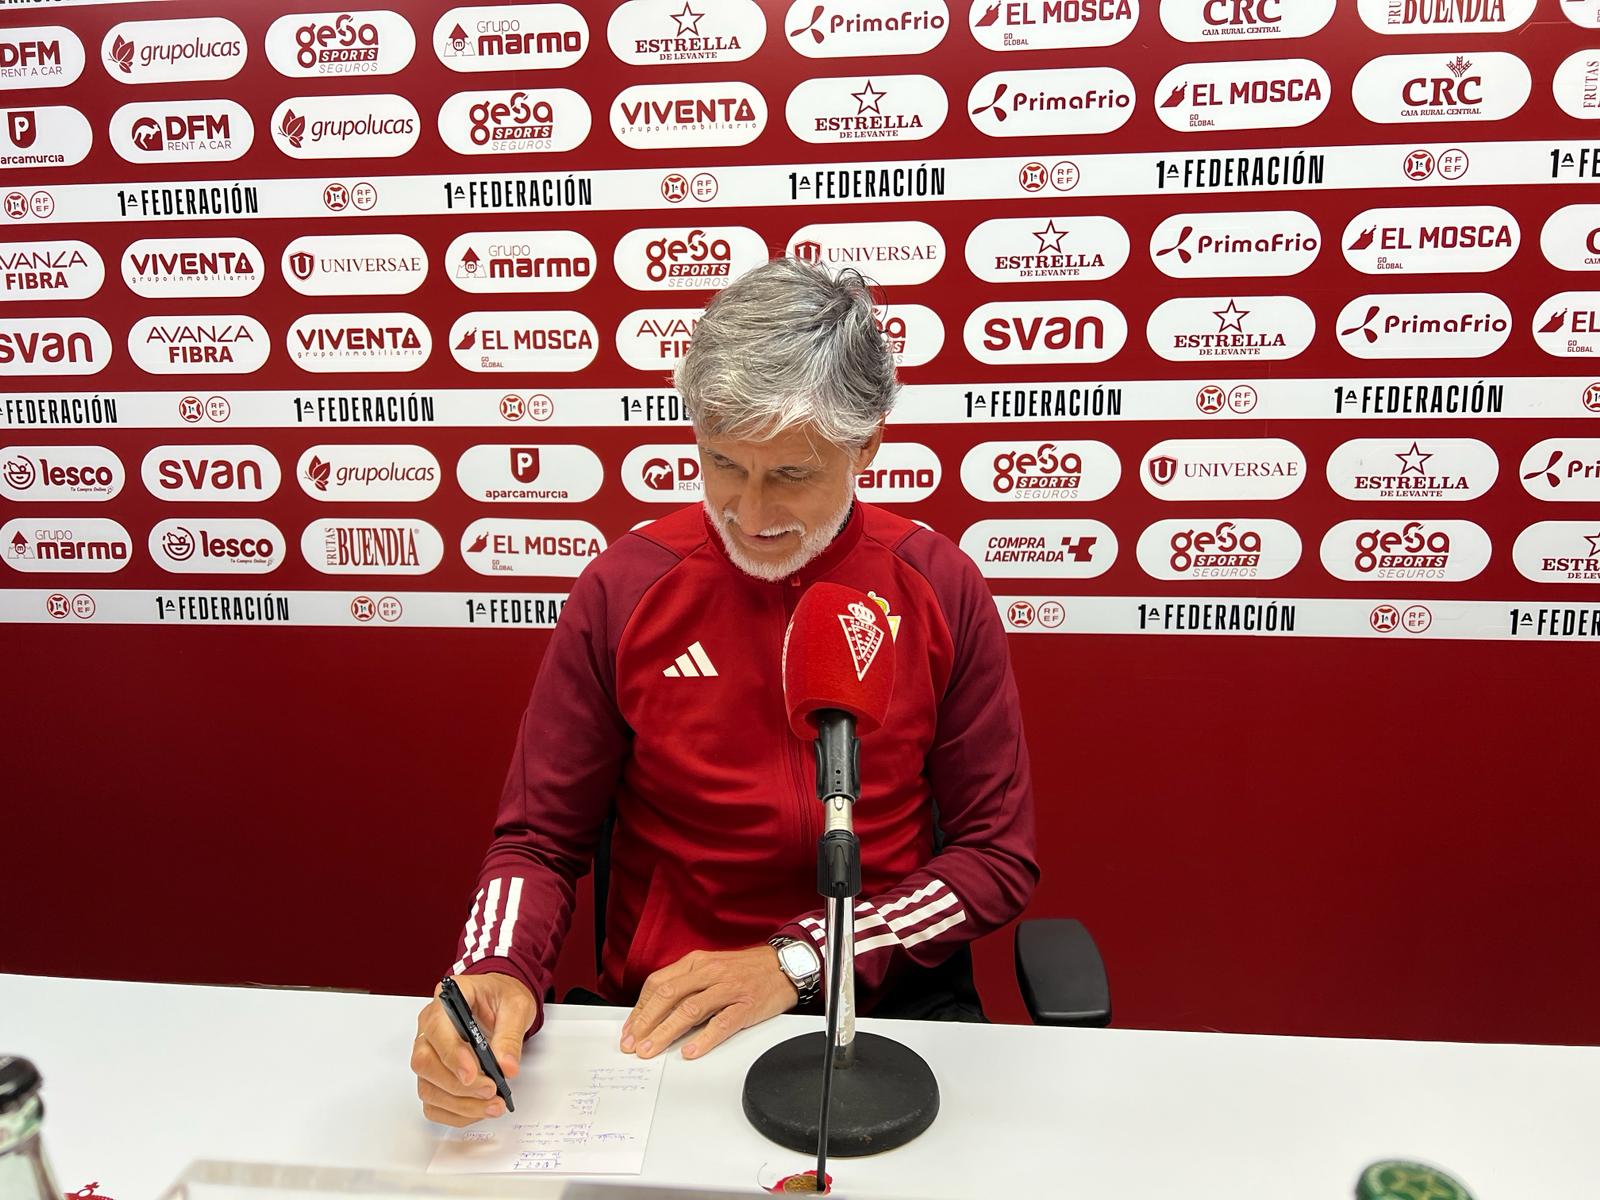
[1357,1159,1477,1200]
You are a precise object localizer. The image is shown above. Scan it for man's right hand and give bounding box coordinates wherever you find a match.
[412,972,537,1127]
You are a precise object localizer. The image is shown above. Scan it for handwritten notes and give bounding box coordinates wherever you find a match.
[428,1022,665,1175]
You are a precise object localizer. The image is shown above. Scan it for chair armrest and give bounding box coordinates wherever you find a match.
[1014,918,1111,1027]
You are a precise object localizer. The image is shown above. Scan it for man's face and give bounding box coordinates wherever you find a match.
[699,420,882,581]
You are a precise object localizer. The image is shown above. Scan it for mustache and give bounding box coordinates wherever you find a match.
[716,505,804,537]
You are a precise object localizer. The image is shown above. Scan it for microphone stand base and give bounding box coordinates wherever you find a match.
[742,1031,939,1157]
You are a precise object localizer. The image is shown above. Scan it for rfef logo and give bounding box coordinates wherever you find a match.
[965,301,1127,364]
[1342,205,1518,274]
[960,518,1117,579]
[1155,58,1328,131]
[959,440,1121,501]
[140,444,281,501]
[970,0,1138,51]
[434,4,588,71]
[102,18,247,84]
[287,312,431,372]
[148,518,284,574]
[607,0,766,65]
[449,311,597,372]
[2,518,131,573]
[1136,518,1301,580]
[264,10,417,77]
[0,445,122,501]
[965,215,1129,283]
[0,240,103,301]
[0,27,86,90]
[122,237,262,298]
[461,517,606,576]
[0,318,111,376]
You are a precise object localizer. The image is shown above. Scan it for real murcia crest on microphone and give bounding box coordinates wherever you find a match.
[840,601,885,682]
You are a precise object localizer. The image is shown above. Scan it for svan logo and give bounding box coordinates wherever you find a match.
[964,301,1127,364]
[0,318,111,376]
[140,444,281,501]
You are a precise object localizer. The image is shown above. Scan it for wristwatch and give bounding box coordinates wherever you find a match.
[769,936,822,1006]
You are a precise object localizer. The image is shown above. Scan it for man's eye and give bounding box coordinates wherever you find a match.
[777,471,809,482]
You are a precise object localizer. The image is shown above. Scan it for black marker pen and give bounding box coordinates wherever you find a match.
[438,975,515,1114]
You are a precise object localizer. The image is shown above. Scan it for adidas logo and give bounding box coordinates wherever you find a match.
[662,640,717,678]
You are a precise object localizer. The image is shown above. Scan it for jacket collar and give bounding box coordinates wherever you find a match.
[701,500,865,587]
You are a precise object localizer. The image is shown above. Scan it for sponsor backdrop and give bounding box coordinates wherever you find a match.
[2,1,1596,1041]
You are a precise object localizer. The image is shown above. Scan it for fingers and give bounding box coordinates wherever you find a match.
[417,1076,507,1127]
[682,1000,754,1060]
[631,980,738,1059]
[621,953,700,1053]
[415,1000,481,1088]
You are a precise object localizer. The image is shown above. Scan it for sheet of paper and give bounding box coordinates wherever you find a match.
[427,1020,665,1175]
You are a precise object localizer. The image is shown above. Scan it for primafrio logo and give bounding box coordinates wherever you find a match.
[296,444,440,501]
[610,81,766,148]
[434,4,588,70]
[854,441,941,502]
[1335,293,1512,359]
[462,517,607,577]
[1326,437,1498,501]
[0,105,91,168]
[608,0,765,64]
[148,518,284,574]
[1150,211,1319,278]
[1540,205,1600,271]
[874,304,943,366]
[450,311,597,372]
[446,230,594,293]
[109,99,252,163]
[965,300,1126,364]
[1136,518,1301,580]
[959,440,1121,502]
[456,443,604,502]
[622,443,701,501]
[1320,519,1490,581]
[140,444,281,501]
[1140,438,1305,500]
[0,318,111,376]
[1530,292,1600,357]
[264,10,416,77]
[0,240,103,301]
[122,237,263,298]
[1159,0,1335,41]
[270,93,419,158]
[287,312,430,373]
[1146,295,1314,361]
[613,225,766,290]
[965,216,1128,283]
[128,315,269,374]
[0,445,122,501]
[1357,0,1536,35]
[786,74,946,143]
[281,234,427,297]
[438,88,591,154]
[783,1,949,58]
[102,18,247,84]
[1520,439,1600,501]
[2,518,131,573]
[301,517,443,575]
[1512,522,1600,583]
[970,0,1137,50]
[787,220,944,285]
[1155,58,1328,131]
[617,308,702,371]
[1554,51,1600,121]
[0,27,86,90]
[1342,205,1518,274]
[967,67,1134,137]
[960,519,1116,579]
[1352,52,1530,123]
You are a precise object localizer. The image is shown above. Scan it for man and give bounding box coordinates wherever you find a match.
[411,258,1037,1127]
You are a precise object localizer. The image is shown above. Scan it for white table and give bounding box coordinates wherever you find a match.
[4,973,1597,1198]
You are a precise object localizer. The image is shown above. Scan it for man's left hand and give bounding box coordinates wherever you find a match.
[621,944,798,1061]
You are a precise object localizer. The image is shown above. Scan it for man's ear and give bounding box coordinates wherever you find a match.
[852,421,886,474]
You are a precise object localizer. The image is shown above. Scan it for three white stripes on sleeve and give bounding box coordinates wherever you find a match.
[797,878,968,961]
[452,876,525,974]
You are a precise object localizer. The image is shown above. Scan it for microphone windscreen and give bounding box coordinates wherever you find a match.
[782,582,896,739]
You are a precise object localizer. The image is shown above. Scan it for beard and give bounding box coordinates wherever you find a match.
[704,487,855,582]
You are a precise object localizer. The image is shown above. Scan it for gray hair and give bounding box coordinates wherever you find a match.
[674,256,899,449]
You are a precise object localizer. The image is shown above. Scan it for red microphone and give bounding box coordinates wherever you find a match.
[782,582,897,740]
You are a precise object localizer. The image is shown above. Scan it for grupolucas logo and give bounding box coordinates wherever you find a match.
[107,35,134,74]
[278,108,305,149]
[304,453,331,492]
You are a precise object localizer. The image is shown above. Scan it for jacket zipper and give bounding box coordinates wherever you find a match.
[780,579,821,865]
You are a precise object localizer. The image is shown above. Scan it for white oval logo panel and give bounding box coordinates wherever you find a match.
[1320,519,1490,582]
[296,444,440,502]
[301,517,443,575]
[0,105,91,168]
[128,315,269,374]
[281,234,427,296]
[461,517,607,576]
[109,99,252,162]
[1141,438,1305,500]
[787,220,944,285]
[1343,206,1518,275]
[971,0,1137,50]
[968,67,1135,137]
[1336,293,1512,359]
[123,237,263,299]
[0,318,110,375]
[607,0,765,65]
[1155,58,1328,131]
[622,443,701,502]
[1555,51,1600,120]
[102,18,247,84]
[449,311,597,372]
[287,312,430,372]
[1512,522,1600,584]
[1327,438,1498,501]
[783,0,948,57]
[456,443,604,502]
[1541,205,1600,271]
[855,441,941,503]
[876,304,943,367]
[0,27,86,91]
[438,87,590,154]
[966,216,1129,283]
[1357,0,1534,34]
[1147,295,1314,361]
[141,444,280,501]
[960,441,1121,502]
[433,5,588,71]
[611,81,766,148]
[786,73,946,143]
[0,241,104,302]
[617,307,701,371]
[1353,52,1530,124]
[1532,292,1600,357]
[1137,518,1302,581]
[149,518,285,574]
[270,93,419,158]
[1150,211,1320,278]
[264,10,417,77]
[966,301,1127,364]
[446,229,595,293]
[1520,439,1600,501]
[1159,0,1333,41]
[613,225,767,291]
[1,517,131,572]
[0,445,122,501]
[960,519,1117,579]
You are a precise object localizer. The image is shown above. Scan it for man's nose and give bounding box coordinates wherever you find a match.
[732,478,771,532]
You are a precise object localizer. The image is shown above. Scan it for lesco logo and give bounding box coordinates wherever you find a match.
[965,301,1127,364]
[1146,295,1314,361]
[2,518,131,573]
[1519,439,1600,501]
[0,105,91,169]
[1512,522,1600,583]
[0,445,123,501]
[122,237,262,299]
[610,81,766,148]
[617,308,702,371]
[109,99,252,163]
[1320,519,1491,582]
[102,18,246,84]
[128,315,269,374]
[1327,438,1498,502]
[264,10,417,77]
[270,93,419,158]
[1150,211,1319,279]
[1158,0,1334,42]
[461,517,607,577]
[281,234,427,297]
[874,304,944,367]
[437,87,591,155]
[607,0,766,65]
[0,240,103,301]
[1136,518,1302,581]
[1357,0,1535,35]
[786,221,944,285]
[854,441,941,502]
[1343,206,1518,275]
[622,443,701,502]
[1140,438,1305,500]
[449,311,597,373]
[300,517,443,575]
[456,443,604,502]
[296,444,440,502]
[1531,292,1600,357]
[613,225,766,291]
[960,519,1117,580]
[1554,52,1600,121]
[786,74,946,144]
[1154,58,1328,131]
[967,68,1134,138]
[964,215,1129,283]
[434,4,588,71]
[140,444,281,502]
[0,318,110,376]
[446,230,594,294]
[1336,293,1512,360]
[1540,205,1600,271]
[1353,52,1530,124]
[783,1,949,58]
[287,312,430,373]
[959,440,1121,502]
[971,0,1137,50]
[0,27,86,90]
[148,518,284,574]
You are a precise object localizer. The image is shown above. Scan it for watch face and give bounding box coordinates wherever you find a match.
[780,941,819,978]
